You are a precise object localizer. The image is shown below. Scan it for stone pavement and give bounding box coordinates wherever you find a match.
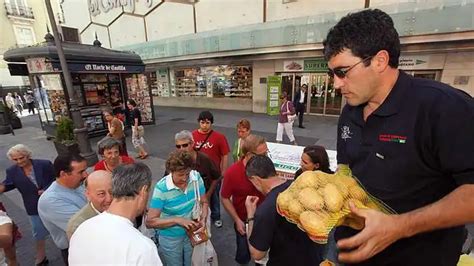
[0,106,337,266]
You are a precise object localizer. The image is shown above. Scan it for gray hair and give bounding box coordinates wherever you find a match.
[98,137,121,155]
[175,130,194,142]
[112,163,152,199]
[7,144,32,160]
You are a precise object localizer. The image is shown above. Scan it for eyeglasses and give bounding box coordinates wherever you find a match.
[175,143,190,149]
[327,56,373,79]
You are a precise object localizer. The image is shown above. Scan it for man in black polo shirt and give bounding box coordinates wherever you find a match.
[172,130,220,200]
[244,155,323,265]
[323,9,474,266]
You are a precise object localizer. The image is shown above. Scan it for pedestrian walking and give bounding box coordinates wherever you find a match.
[25,93,36,114]
[1,144,54,266]
[276,92,297,145]
[4,93,17,113]
[103,108,128,156]
[13,93,23,115]
[127,99,148,159]
[293,84,308,128]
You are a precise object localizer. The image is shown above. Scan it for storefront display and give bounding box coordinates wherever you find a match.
[125,74,153,123]
[170,65,252,98]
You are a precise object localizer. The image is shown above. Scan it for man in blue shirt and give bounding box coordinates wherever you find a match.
[38,154,88,265]
[324,8,474,266]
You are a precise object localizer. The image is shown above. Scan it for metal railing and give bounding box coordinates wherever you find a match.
[4,3,34,19]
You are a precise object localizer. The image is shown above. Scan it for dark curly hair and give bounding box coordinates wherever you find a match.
[323,9,400,68]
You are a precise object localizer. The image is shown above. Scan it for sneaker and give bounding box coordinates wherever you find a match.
[214,220,223,228]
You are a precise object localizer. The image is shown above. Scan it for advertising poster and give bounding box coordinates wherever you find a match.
[267,76,281,115]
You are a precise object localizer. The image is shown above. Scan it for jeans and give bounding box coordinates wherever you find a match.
[210,181,221,221]
[158,235,192,266]
[234,224,251,264]
[324,229,339,263]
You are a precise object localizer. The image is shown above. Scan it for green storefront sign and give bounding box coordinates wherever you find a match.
[267,76,282,115]
[304,59,328,72]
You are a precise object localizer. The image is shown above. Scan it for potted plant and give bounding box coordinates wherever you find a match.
[53,116,80,156]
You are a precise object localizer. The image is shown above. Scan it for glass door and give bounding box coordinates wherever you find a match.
[281,74,294,101]
[308,74,327,115]
[325,75,343,115]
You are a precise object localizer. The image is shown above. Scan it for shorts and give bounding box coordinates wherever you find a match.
[30,215,49,240]
[132,126,146,148]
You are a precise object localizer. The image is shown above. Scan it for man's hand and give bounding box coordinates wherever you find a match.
[37,190,44,196]
[175,217,199,230]
[337,202,403,263]
[245,196,259,219]
[235,219,246,236]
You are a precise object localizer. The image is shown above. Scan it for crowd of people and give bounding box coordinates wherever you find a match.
[0,8,473,266]
[3,92,36,116]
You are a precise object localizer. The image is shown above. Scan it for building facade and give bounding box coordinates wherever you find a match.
[61,0,474,115]
[0,0,62,94]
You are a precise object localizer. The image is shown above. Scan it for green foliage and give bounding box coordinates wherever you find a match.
[55,116,75,145]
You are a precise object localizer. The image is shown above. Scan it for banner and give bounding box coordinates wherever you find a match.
[267,76,281,115]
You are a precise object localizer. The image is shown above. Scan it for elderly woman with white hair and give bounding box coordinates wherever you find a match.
[0,144,55,265]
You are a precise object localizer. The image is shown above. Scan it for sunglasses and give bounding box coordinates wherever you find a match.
[176,143,190,149]
[327,56,373,79]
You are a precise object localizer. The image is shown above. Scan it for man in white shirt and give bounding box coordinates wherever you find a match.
[69,163,162,265]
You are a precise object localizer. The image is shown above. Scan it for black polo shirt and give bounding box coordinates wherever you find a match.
[336,71,474,266]
[249,181,323,266]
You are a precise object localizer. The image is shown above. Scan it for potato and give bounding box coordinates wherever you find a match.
[296,171,319,188]
[323,184,344,212]
[288,201,305,221]
[298,187,324,211]
[277,191,293,212]
[299,211,328,236]
[349,185,368,203]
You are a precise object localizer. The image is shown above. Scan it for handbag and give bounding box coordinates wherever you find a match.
[191,239,218,266]
[286,102,297,123]
[186,175,209,246]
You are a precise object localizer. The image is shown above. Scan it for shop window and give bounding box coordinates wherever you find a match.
[124,74,153,123]
[173,65,252,98]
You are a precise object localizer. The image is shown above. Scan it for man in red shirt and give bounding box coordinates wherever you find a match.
[192,111,230,228]
[221,134,267,265]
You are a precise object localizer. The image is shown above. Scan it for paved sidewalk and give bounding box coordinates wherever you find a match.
[0,106,338,266]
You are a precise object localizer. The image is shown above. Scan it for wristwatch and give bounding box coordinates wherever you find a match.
[245,217,254,224]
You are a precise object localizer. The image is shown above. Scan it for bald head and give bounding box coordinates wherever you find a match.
[85,170,113,212]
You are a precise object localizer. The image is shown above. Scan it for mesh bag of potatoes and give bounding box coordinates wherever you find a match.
[276,166,395,244]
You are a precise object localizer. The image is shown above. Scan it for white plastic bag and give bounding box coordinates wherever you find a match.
[192,240,218,266]
[139,214,155,239]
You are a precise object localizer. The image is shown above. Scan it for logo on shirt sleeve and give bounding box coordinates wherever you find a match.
[379,134,407,144]
[341,126,353,141]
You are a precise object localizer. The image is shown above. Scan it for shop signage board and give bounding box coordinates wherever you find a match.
[25,58,60,74]
[304,59,328,72]
[68,63,144,73]
[267,142,337,179]
[267,76,281,115]
[398,55,445,70]
[283,60,304,72]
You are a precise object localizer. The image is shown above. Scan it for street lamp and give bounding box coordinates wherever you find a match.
[45,0,98,165]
